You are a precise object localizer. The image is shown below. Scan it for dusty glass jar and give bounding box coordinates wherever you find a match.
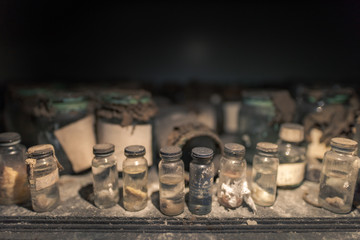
[276,123,306,188]
[122,145,148,211]
[0,132,30,205]
[189,147,214,215]
[251,142,279,206]
[158,146,185,216]
[318,137,359,214]
[217,143,246,208]
[26,144,60,212]
[92,143,119,209]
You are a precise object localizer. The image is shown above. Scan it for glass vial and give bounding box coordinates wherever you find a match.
[251,142,279,206]
[189,147,214,215]
[318,137,359,213]
[0,132,30,205]
[92,143,119,209]
[26,144,60,212]
[158,146,185,216]
[277,123,306,188]
[122,145,148,211]
[217,143,246,208]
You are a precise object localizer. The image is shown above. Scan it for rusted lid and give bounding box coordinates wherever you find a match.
[256,142,278,153]
[93,143,115,155]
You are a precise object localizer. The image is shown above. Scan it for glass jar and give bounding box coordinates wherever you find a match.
[318,137,359,214]
[251,142,279,206]
[0,132,30,204]
[158,146,185,216]
[238,91,277,163]
[122,145,148,211]
[97,90,157,171]
[26,144,61,212]
[92,143,119,209]
[217,143,246,208]
[276,123,306,188]
[189,147,214,215]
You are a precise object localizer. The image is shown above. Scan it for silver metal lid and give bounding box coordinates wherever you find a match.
[330,137,357,151]
[125,145,146,157]
[191,147,214,159]
[160,146,182,158]
[256,142,278,153]
[224,143,245,156]
[0,132,21,146]
[93,143,115,155]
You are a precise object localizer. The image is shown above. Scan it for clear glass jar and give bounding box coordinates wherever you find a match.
[0,132,30,204]
[189,147,214,215]
[318,137,359,214]
[92,143,119,209]
[158,146,185,216]
[122,145,148,211]
[276,123,306,188]
[217,143,246,208]
[251,142,279,206]
[26,144,60,212]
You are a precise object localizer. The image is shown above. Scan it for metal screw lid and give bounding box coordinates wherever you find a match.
[93,143,115,155]
[125,145,146,157]
[191,147,214,159]
[330,137,358,151]
[224,143,245,156]
[279,123,304,143]
[0,132,21,146]
[27,144,54,158]
[256,142,278,153]
[160,146,182,159]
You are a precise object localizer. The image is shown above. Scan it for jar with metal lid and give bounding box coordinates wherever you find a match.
[189,147,214,215]
[92,143,119,209]
[26,144,61,212]
[217,143,247,208]
[97,90,157,172]
[251,142,279,206]
[158,146,185,216]
[0,132,30,204]
[318,137,359,213]
[122,145,148,211]
[36,91,96,175]
[276,123,306,188]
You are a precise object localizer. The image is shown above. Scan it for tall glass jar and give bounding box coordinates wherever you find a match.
[92,143,119,209]
[158,146,185,216]
[318,137,359,214]
[0,132,30,204]
[26,144,61,212]
[217,143,246,208]
[251,142,279,206]
[276,123,306,188]
[189,147,214,215]
[122,145,148,211]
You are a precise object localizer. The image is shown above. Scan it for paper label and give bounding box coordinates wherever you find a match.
[35,169,59,191]
[277,162,306,186]
[97,120,152,171]
[223,101,241,133]
[54,115,96,173]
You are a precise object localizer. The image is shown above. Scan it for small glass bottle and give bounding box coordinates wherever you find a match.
[0,132,30,205]
[92,143,119,209]
[217,143,246,208]
[318,137,359,214]
[158,146,185,216]
[277,123,306,188]
[122,145,148,211]
[251,142,279,206]
[26,144,60,212]
[189,147,214,215]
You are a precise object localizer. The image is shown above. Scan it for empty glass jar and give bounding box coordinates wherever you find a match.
[158,146,185,216]
[0,132,30,205]
[318,137,359,213]
[92,143,119,209]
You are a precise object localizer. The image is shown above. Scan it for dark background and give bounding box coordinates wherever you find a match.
[0,2,359,86]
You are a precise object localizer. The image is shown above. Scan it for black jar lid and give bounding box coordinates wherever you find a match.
[93,143,115,156]
[224,143,245,156]
[0,132,21,146]
[125,145,146,157]
[160,146,182,159]
[191,147,214,159]
[27,144,54,158]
